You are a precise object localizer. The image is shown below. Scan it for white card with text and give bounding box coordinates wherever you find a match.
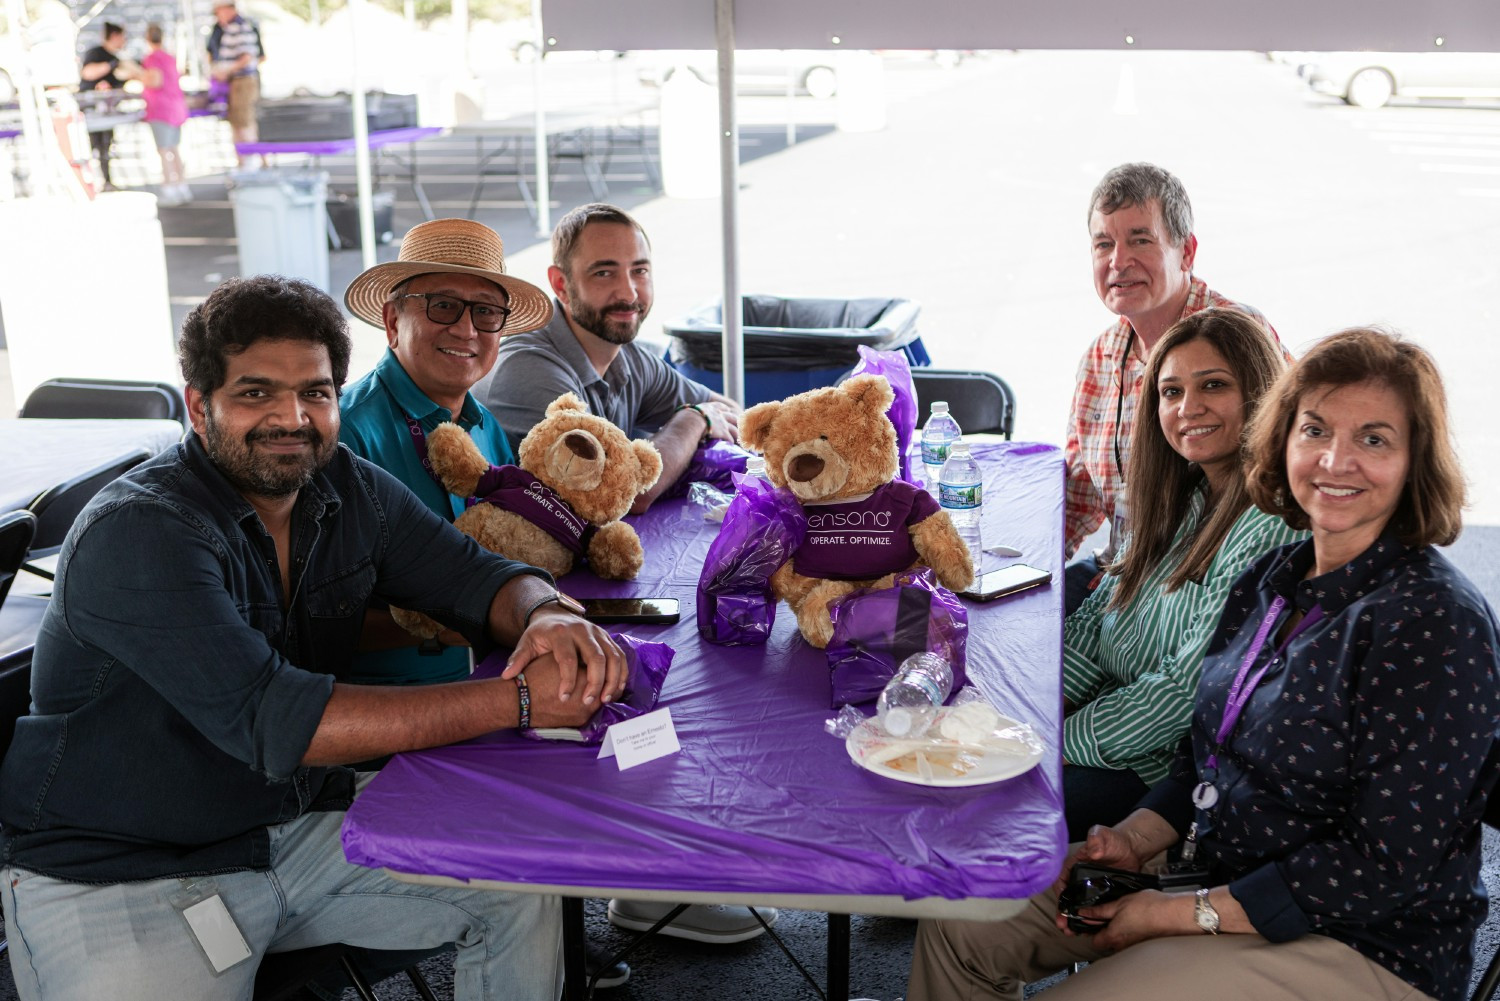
[598,707,680,770]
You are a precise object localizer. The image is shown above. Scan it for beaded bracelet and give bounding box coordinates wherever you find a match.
[675,402,712,439]
[515,670,532,730]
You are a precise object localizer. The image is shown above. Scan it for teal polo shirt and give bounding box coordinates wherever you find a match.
[339,349,516,685]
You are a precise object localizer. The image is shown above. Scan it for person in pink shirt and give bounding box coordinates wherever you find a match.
[141,23,190,206]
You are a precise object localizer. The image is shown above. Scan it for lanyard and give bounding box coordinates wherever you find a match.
[1191,596,1324,811]
[403,415,450,493]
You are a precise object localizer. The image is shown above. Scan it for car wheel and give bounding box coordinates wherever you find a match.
[802,65,837,99]
[1345,67,1394,109]
[513,39,539,64]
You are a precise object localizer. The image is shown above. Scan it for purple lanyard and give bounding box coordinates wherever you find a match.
[403,416,449,492]
[1192,597,1324,812]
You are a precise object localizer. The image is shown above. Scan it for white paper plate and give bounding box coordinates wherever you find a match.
[845,710,1044,788]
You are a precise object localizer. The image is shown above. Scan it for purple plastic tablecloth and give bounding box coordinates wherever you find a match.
[343,441,1067,903]
[234,125,442,156]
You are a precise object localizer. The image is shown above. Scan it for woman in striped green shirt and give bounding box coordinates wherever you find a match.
[1061,309,1305,840]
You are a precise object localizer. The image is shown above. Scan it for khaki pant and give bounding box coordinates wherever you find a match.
[227,73,259,134]
[908,878,1433,1001]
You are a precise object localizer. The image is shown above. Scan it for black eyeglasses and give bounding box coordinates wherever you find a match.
[398,292,512,333]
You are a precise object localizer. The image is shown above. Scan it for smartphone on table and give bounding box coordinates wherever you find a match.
[579,597,681,625]
[961,564,1052,602]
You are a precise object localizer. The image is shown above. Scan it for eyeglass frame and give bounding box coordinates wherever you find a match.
[395,291,514,333]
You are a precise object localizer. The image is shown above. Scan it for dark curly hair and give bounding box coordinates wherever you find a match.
[179,275,352,396]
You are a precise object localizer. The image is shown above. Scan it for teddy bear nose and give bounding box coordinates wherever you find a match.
[563,431,598,461]
[788,454,824,482]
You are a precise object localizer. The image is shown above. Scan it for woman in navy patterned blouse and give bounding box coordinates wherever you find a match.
[909,328,1500,1001]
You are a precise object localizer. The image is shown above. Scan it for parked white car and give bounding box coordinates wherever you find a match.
[1299,50,1500,108]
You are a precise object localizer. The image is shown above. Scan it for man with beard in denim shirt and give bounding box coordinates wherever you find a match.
[0,275,626,1001]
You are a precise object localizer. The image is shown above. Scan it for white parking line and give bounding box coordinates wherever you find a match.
[1392,146,1500,158]
[1419,163,1500,174]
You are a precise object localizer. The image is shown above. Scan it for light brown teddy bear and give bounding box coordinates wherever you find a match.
[739,374,974,648]
[392,393,662,639]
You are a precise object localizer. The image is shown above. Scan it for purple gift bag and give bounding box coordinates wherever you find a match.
[825,568,969,708]
[849,345,919,483]
[514,633,674,744]
[664,440,752,498]
[696,475,807,645]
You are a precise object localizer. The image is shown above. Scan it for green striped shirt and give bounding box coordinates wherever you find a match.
[1062,497,1307,785]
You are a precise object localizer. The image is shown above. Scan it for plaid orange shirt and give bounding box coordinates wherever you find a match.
[1063,278,1281,558]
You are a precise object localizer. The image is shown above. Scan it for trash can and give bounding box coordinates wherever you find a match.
[229,168,330,291]
[664,294,929,405]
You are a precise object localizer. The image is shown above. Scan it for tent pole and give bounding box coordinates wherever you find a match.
[715,0,744,406]
[531,0,549,237]
[348,0,376,270]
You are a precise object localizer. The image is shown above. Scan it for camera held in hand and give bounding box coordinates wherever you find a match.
[1056,863,1159,933]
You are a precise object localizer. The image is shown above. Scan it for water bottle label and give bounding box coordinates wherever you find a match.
[910,674,945,706]
[921,441,951,466]
[939,482,982,510]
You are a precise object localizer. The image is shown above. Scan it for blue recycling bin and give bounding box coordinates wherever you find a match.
[664,294,928,406]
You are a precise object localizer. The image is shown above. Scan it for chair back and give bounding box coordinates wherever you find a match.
[0,645,34,766]
[21,378,188,428]
[0,512,37,612]
[910,368,1017,439]
[27,449,153,558]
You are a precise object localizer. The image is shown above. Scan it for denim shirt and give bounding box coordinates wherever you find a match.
[0,435,543,883]
[1142,533,1500,1001]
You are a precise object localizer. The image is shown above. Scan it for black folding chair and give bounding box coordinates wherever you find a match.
[0,511,37,613]
[1468,794,1500,1000]
[20,378,188,428]
[252,944,439,1001]
[20,449,153,581]
[910,367,1017,439]
[1,645,35,959]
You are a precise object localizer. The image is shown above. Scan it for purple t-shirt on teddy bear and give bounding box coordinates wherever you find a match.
[791,480,940,581]
[469,465,594,555]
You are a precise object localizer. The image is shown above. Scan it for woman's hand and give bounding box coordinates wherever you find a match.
[1054,824,1150,897]
[1082,889,1197,951]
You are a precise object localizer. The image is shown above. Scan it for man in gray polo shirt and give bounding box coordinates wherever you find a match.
[479,203,741,515]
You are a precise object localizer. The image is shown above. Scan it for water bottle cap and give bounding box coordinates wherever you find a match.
[950,442,971,456]
[884,707,915,737]
[930,401,949,413]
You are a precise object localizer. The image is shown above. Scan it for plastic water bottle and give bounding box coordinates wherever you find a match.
[876,652,955,739]
[743,454,771,483]
[939,442,983,571]
[920,402,962,495]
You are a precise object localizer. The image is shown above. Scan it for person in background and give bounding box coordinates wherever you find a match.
[207,0,264,166]
[479,202,742,514]
[78,21,134,190]
[1063,163,1284,614]
[140,23,190,206]
[909,327,1500,1001]
[1060,308,1304,840]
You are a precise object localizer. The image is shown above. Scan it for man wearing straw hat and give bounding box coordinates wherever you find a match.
[340,218,553,689]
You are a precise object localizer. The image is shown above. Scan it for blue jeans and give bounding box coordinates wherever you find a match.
[1,782,561,1001]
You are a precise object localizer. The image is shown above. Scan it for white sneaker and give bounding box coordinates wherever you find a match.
[156,187,182,207]
[174,183,194,203]
[607,899,777,944]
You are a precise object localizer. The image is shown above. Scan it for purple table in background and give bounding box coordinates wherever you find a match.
[234,125,444,219]
[343,440,1067,1000]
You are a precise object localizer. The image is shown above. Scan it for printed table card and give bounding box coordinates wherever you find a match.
[598,707,681,770]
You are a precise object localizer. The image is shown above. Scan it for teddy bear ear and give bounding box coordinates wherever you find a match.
[740,401,778,451]
[632,438,663,491]
[841,374,895,415]
[545,392,589,418]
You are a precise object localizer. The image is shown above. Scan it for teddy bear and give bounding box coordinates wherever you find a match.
[738,373,975,648]
[391,393,662,639]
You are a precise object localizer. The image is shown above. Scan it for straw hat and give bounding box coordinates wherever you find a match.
[343,218,553,333]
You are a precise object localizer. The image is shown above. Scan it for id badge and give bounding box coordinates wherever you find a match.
[169,878,253,974]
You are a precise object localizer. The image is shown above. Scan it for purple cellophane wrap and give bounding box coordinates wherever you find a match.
[695,475,807,645]
[826,568,970,708]
[481,634,673,744]
[342,441,1067,905]
[663,440,753,498]
[850,345,918,483]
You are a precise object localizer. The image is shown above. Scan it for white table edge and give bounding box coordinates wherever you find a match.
[383,869,1030,921]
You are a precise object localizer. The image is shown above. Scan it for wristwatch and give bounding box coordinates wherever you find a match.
[1194,887,1220,935]
[522,590,586,627]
